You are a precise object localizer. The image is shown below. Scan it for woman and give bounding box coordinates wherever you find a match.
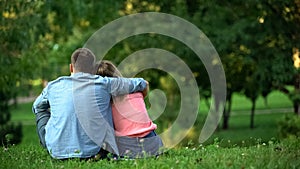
[96,60,164,158]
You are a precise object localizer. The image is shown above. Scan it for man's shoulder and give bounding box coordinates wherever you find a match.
[72,72,102,80]
[47,76,71,86]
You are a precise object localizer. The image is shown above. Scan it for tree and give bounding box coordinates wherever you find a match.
[0,0,48,145]
[244,68,260,129]
[246,0,299,115]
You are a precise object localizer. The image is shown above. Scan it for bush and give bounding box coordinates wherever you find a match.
[278,114,300,138]
[0,123,23,146]
[0,95,23,146]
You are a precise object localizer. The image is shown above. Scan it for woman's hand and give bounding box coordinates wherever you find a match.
[142,81,149,98]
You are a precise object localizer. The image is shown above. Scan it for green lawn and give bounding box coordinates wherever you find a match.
[204,112,289,146]
[10,102,35,126]
[231,90,292,110]
[199,90,293,113]
[184,90,294,146]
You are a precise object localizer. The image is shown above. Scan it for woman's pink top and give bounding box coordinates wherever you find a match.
[111,92,157,137]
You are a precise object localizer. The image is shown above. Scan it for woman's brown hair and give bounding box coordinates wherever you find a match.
[96,60,122,77]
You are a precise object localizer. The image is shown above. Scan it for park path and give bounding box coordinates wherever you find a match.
[231,107,293,116]
[9,95,37,105]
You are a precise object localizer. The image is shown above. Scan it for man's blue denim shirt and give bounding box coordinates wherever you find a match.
[32,72,147,159]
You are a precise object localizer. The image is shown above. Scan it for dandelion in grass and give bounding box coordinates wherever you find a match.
[74,149,80,154]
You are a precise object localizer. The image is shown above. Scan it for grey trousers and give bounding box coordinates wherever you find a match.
[115,133,164,158]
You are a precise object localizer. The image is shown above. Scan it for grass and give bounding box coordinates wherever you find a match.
[1,137,299,169]
[198,90,293,113]
[203,112,288,147]
[182,90,294,146]
[10,102,35,125]
[2,90,299,168]
[231,90,292,111]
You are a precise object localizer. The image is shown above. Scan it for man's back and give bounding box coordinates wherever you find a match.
[33,72,147,159]
[42,74,101,159]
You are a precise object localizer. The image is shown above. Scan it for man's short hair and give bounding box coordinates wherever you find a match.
[71,48,96,74]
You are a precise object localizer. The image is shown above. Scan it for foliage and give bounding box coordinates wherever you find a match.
[0,0,123,146]
[190,0,300,128]
[278,114,300,138]
[289,88,300,103]
[0,0,46,146]
[0,122,22,146]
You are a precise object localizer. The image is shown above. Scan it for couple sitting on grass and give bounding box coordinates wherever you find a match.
[32,48,164,160]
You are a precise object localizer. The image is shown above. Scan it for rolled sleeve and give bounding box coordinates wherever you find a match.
[33,89,50,116]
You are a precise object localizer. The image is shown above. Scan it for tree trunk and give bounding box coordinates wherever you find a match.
[294,104,299,115]
[250,99,256,129]
[223,111,229,129]
[294,73,300,115]
[223,94,232,130]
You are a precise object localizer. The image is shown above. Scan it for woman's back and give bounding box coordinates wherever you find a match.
[112,92,157,137]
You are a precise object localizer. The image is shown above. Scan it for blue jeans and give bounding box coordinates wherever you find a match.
[143,130,157,138]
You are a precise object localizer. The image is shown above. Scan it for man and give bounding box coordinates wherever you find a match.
[32,48,148,159]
